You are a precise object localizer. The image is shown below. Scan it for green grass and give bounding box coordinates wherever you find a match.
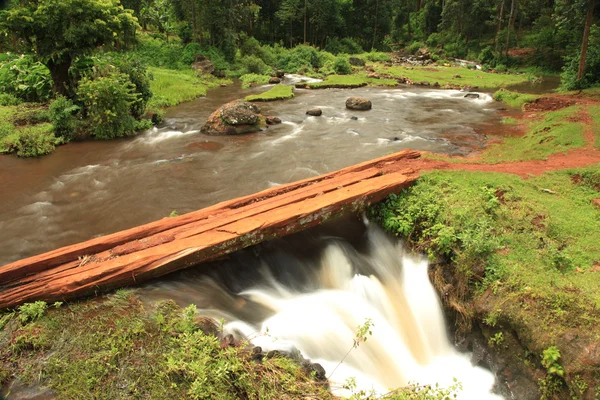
[0,293,333,399]
[371,167,600,395]
[240,73,270,88]
[0,104,55,156]
[493,89,540,109]
[590,105,600,148]
[481,106,586,163]
[148,67,230,109]
[245,85,294,102]
[373,64,532,89]
[307,75,368,89]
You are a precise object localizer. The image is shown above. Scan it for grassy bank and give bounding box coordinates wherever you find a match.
[0,292,333,399]
[372,64,533,89]
[245,85,294,102]
[0,103,56,156]
[370,167,600,398]
[148,67,230,110]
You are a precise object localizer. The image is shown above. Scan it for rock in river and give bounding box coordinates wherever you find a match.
[201,101,267,135]
[346,97,372,111]
[306,108,323,116]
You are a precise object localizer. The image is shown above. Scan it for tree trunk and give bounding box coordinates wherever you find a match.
[495,0,505,51]
[577,0,596,81]
[372,0,380,50]
[504,0,515,58]
[303,0,307,44]
[46,58,73,98]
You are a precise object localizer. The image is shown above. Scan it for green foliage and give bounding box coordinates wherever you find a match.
[49,96,80,140]
[307,75,368,89]
[541,346,564,377]
[333,57,353,75]
[240,55,270,75]
[560,26,600,90]
[181,42,204,65]
[0,55,53,102]
[0,93,22,106]
[77,73,138,140]
[360,51,392,63]
[492,90,539,109]
[18,301,48,324]
[325,38,364,55]
[245,85,294,102]
[277,45,322,73]
[15,127,57,157]
[488,332,504,347]
[240,73,270,88]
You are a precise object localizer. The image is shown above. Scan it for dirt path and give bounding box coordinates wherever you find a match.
[386,96,600,178]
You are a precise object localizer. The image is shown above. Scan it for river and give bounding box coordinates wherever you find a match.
[1,80,509,398]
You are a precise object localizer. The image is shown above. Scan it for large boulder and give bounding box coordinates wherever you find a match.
[269,76,281,84]
[201,101,267,135]
[346,97,372,111]
[191,54,216,75]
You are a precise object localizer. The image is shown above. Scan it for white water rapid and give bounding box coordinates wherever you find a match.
[154,219,504,399]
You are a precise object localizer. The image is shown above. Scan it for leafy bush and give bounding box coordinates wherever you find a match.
[240,55,270,75]
[325,37,364,54]
[407,41,426,55]
[77,73,138,139]
[333,57,352,75]
[15,128,57,157]
[0,55,53,102]
[278,45,322,73]
[360,51,391,63]
[444,40,468,58]
[49,96,81,140]
[0,93,22,106]
[181,42,203,65]
[479,46,497,66]
[132,35,185,69]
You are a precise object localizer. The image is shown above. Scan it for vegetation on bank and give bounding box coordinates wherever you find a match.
[370,166,600,398]
[373,64,534,89]
[0,292,334,400]
[245,85,294,102]
[307,75,368,89]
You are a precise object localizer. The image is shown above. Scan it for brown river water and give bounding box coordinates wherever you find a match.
[0,79,505,266]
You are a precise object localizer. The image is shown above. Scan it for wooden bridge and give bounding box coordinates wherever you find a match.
[0,150,421,309]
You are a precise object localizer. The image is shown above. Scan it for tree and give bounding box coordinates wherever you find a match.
[0,0,138,97]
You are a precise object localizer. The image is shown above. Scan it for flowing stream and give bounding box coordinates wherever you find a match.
[140,218,503,399]
[0,80,510,398]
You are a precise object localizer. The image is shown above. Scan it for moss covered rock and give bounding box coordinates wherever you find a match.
[201,101,267,135]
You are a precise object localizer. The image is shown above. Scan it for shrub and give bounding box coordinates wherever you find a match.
[16,129,57,157]
[407,41,426,55]
[77,73,138,140]
[181,42,203,65]
[0,55,53,102]
[240,73,270,88]
[0,93,21,106]
[325,37,364,55]
[561,26,600,90]
[49,96,81,140]
[360,51,391,63]
[278,45,322,73]
[333,57,352,75]
[240,55,270,75]
[479,46,497,66]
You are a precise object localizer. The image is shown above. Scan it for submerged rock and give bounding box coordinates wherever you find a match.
[346,97,372,111]
[306,108,323,116]
[201,101,267,135]
[464,93,480,99]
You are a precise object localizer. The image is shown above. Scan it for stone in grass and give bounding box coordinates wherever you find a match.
[306,108,323,116]
[346,97,372,111]
[201,101,266,135]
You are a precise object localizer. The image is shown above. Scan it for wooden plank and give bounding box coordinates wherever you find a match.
[0,150,421,309]
[0,149,420,282]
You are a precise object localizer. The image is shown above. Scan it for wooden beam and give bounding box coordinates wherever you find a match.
[0,150,421,309]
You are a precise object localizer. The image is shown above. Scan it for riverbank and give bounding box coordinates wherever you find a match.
[371,166,600,399]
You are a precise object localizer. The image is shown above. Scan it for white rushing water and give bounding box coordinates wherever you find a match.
[208,221,504,399]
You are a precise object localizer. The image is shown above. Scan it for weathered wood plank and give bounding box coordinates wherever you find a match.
[0,150,421,309]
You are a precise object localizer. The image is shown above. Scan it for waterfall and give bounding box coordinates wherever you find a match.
[142,219,503,399]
